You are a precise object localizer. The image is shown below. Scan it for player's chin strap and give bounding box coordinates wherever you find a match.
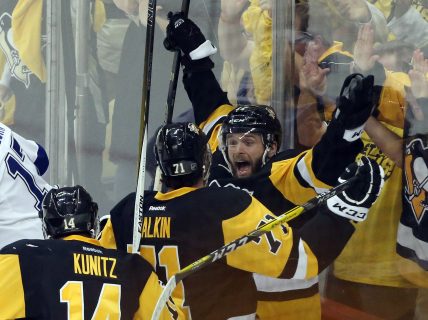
[261,146,271,166]
[218,129,233,174]
[261,133,277,166]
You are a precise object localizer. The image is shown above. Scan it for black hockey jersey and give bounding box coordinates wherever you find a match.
[397,98,428,287]
[0,235,179,319]
[100,187,354,319]
[182,66,363,318]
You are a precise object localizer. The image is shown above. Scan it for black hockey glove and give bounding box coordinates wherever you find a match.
[326,156,384,222]
[332,73,375,142]
[164,12,217,60]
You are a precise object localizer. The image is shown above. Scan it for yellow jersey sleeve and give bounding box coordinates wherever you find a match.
[0,254,26,319]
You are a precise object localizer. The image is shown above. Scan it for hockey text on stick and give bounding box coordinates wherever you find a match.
[133,0,158,254]
[151,175,358,320]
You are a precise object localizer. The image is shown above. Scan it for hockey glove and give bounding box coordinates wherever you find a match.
[164,12,217,60]
[327,156,384,222]
[332,73,375,142]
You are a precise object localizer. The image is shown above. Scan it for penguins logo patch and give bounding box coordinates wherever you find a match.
[0,13,32,88]
[404,138,428,223]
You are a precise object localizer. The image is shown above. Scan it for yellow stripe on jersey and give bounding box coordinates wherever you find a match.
[269,151,329,205]
[207,123,222,153]
[199,104,235,152]
[0,254,26,318]
[12,0,46,82]
[136,271,185,320]
[256,294,321,320]
[155,187,197,200]
[99,219,118,250]
[223,197,318,278]
[298,150,332,193]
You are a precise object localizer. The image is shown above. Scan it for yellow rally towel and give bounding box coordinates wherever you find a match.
[12,0,46,83]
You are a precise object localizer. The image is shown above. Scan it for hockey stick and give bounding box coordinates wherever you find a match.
[165,0,190,124]
[133,0,157,254]
[153,0,191,191]
[151,175,358,320]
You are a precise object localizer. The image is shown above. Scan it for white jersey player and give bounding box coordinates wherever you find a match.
[0,122,51,248]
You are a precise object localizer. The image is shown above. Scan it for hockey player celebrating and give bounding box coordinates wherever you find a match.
[162,13,381,320]
[0,185,182,320]
[100,122,384,319]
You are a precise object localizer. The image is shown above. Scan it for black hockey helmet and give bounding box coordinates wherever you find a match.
[220,105,282,151]
[154,122,211,179]
[39,186,98,239]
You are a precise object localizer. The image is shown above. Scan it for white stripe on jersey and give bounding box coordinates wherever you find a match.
[397,222,428,262]
[252,239,318,293]
[228,313,256,320]
[252,273,319,293]
[202,114,224,136]
[296,156,329,194]
[294,238,309,279]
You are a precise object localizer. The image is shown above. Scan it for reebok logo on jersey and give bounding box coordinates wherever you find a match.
[83,246,103,254]
[149,206,166,211]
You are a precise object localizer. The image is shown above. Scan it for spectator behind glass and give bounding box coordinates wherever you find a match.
[322,24,423,320]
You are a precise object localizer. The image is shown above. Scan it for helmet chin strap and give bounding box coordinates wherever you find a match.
[220,147,233,174]
[262,146,271,166]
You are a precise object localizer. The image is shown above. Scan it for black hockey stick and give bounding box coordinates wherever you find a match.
[153,0,190,191]
[151,175,358,320]
[165,0,190,124]
[133,0,157,253]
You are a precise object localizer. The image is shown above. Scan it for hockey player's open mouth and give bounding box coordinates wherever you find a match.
[235,161,251,177]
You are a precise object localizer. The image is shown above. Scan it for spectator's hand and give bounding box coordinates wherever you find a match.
[164,12,217,60]
[299,41,330,96]
[220,0,248,23]
[332,0,371,23]
[333,73,375,141]
[327,156,384,222]
[353,24,379,73]
[409,49,428,99]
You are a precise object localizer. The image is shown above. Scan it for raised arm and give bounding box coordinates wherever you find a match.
[310,73,377,186]
[364,116,403,168]
[164,13,230,125]
[218,0,253,70]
